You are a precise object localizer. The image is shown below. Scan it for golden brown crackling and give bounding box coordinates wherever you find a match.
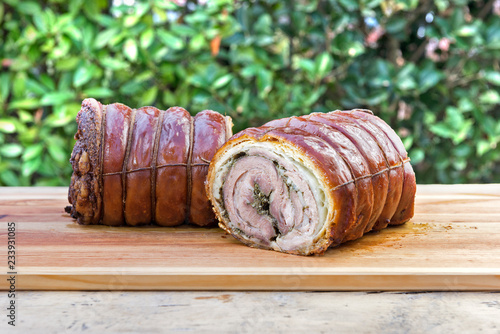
[124,107,160,226]
[332,111,404,231]
[265,116,374,243]
[154,107,191,226]
[206,109,416,256]
[189,110,230,227]
[349,110,416,225]
[306,113,389,234]
[67,101,232,227]
[101,103,133,226]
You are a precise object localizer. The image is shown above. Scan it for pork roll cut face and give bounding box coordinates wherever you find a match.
[67,98,232,226]
[206,109,416,256]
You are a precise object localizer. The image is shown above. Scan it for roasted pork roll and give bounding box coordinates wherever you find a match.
[66,98,232,226]
[206,109,416,255]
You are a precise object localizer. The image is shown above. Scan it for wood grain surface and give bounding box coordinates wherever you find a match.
[2,291,498,333]
[0,184,499,291]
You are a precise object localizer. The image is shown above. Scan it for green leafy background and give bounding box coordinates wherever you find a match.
[0,0,499,186]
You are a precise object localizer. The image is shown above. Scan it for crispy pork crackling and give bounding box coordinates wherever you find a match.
[66,98,232,226]
[206,109,416,255]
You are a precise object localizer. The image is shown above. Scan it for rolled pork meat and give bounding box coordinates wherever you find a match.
[66,98,232,226]
[206,109,416,255]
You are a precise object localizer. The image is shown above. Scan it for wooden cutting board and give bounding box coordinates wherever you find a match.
[0,184,499,291]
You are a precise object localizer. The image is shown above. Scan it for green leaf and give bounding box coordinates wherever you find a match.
[484,71,500,86]
[83,0,100,20]
[124,38,138,62]
[418,67,443,92]
[189,34,205,51]
[171,24,197,37]
[458,97,474,112]
[22,144,43,161]
[22,156,42,177]
[184,11,209,25]
[26,78,49,95]
[338,0,359,11]
[212,74,233,89]
[454,144,471,158]
[456,25,477,37]
[254,14,272,35]
[95,28,120,49]
[236,89,250,113]
[135,2,150,16]
[435,0,450,13]
[304,86,327,106]
[479,90,500,104]
[53,13,73,31]
[56,57,80,71]
[297,58,315,76]
[141,86,158,105]
[124,14,140,27]
[0,120,16,133]
[451,120,473,145]
[154,0,179,10]
[140,29,154,48]
[241,64,262,78]
[33,14,47,33]
[13,72,27,97]
[257,70,272,98]
[0,170,20,186]
[73,65,93,87]
[409,148,424,164]
[83,87,113,98]
[100,57,129,70]
[19,111,34,123]
[452,158,467,171]
[41,91,76,106]
[348,42,365,57]
[8,99,40,110]
[386,18,407,34]
[108,32,126,47]
[0,144,23,158]
[402,136,413,151]
[10,57,31,71]
[0,73,9,101]
[364,91,389,105]
[476,140,491,156]
[162,89,176,106]
[429,123,454,139]
[188,74,209,88]
[15,1,41,15]
[120,80,143,95]
[314,52,333,79]
[157,30,184,50]
[44,114,74,127]
[40,74,56,91]
[445,107,464,129]
[48,144,67,163]
[49,37,71,59]
[63,25,82,42]
[397,77,417,90]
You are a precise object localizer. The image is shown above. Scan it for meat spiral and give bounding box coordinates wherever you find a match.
[66,98,232,226]
[206,109,416,255]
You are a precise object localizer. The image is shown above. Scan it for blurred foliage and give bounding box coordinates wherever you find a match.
[0,0,499,185]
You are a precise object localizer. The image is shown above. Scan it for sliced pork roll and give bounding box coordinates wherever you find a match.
[66,98,232,226]
[206,109,416,255]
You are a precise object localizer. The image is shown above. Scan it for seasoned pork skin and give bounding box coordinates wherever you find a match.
[206,109,416,255]
[66,98,232,226]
